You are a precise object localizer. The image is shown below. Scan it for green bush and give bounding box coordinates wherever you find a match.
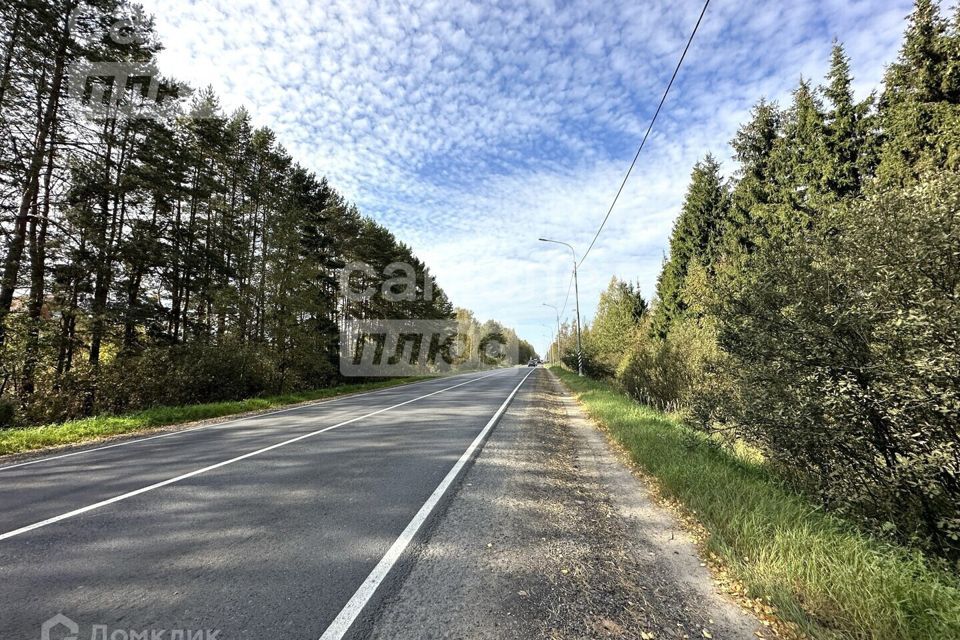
[19,340,296,425]
[18,369,96,426]
[560,342,614,378]
[96,341,282,411]
[616,331,686,410]
[617,264,730,414]
[708,173,960,558]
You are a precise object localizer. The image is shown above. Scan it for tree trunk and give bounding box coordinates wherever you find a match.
[22,122,56,396]
[170,193,184,341]
[0,3,74,348]
[56,278,79,376]
[0,3,24,110]
[89,108,132,365]
[88,117,117,366]
[123,204,159,352]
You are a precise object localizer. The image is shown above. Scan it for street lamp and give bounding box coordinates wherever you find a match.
[542,303,561,365]
[539,238,584,376]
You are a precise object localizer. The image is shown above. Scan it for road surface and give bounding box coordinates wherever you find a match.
[368,371,762,640]
[0,367,534,640]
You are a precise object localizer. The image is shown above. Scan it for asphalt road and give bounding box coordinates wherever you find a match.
[0,367,536,640]
[367,371,761,640]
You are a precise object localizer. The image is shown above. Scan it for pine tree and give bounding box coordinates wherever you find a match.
[0,0,78,349]
[119,116,181,352]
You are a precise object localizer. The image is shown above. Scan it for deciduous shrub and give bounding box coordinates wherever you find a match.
[97,341,283,411]
[560,342,614,379]
[617,263,729,415]
[706,174,960,557]
[616,315,726,415]
[19,341,298,425]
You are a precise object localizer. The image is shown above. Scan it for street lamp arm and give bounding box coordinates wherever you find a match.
[538,237,577,262]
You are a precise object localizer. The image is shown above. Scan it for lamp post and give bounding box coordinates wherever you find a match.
[539,238,583,376]
[542,303,561,365]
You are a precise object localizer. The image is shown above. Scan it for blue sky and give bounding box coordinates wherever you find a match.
[141,0,914,353]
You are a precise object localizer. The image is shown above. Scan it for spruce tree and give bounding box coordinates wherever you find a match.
[726,100,781,251]
[943,5,960,102]
[886,0,947,102]
[822,42,875,198]
[767,80,831,225]
[878,0,955,183]
[652,155,728,338]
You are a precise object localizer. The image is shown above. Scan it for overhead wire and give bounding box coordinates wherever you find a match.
[577,0,711,268]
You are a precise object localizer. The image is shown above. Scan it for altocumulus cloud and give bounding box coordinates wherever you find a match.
[140,0,912,351]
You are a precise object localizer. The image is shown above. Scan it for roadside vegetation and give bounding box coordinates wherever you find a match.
[0,0,534,431]
[550,0,960,568]
[554,368,960,639]
[0,377,427,456]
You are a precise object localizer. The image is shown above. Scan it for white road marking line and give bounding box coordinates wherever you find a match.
[0,370,493,472]
[0,370,510,542]
[318,367,536,640]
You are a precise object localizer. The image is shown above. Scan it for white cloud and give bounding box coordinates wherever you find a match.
[140,0,914,353]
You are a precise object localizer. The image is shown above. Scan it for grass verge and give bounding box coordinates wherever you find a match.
[0,377,425,457]
[552,367,960,640]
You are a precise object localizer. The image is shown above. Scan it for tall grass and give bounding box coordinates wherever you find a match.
[553,368,960,639]
[0,378,421,456]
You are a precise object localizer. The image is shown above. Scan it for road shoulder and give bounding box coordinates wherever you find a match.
[367,369,764,639]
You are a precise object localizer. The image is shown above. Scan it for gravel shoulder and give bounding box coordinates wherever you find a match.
[367,368,764,639]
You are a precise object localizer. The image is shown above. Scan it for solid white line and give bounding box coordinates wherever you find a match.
[0,370,510,542]
[0,370,493,472]
[318,367,536,640]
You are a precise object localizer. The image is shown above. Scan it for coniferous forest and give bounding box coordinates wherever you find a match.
[554,0,960,562]
[0,1,533,428]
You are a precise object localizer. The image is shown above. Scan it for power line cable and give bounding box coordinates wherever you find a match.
[578,0,711,268]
